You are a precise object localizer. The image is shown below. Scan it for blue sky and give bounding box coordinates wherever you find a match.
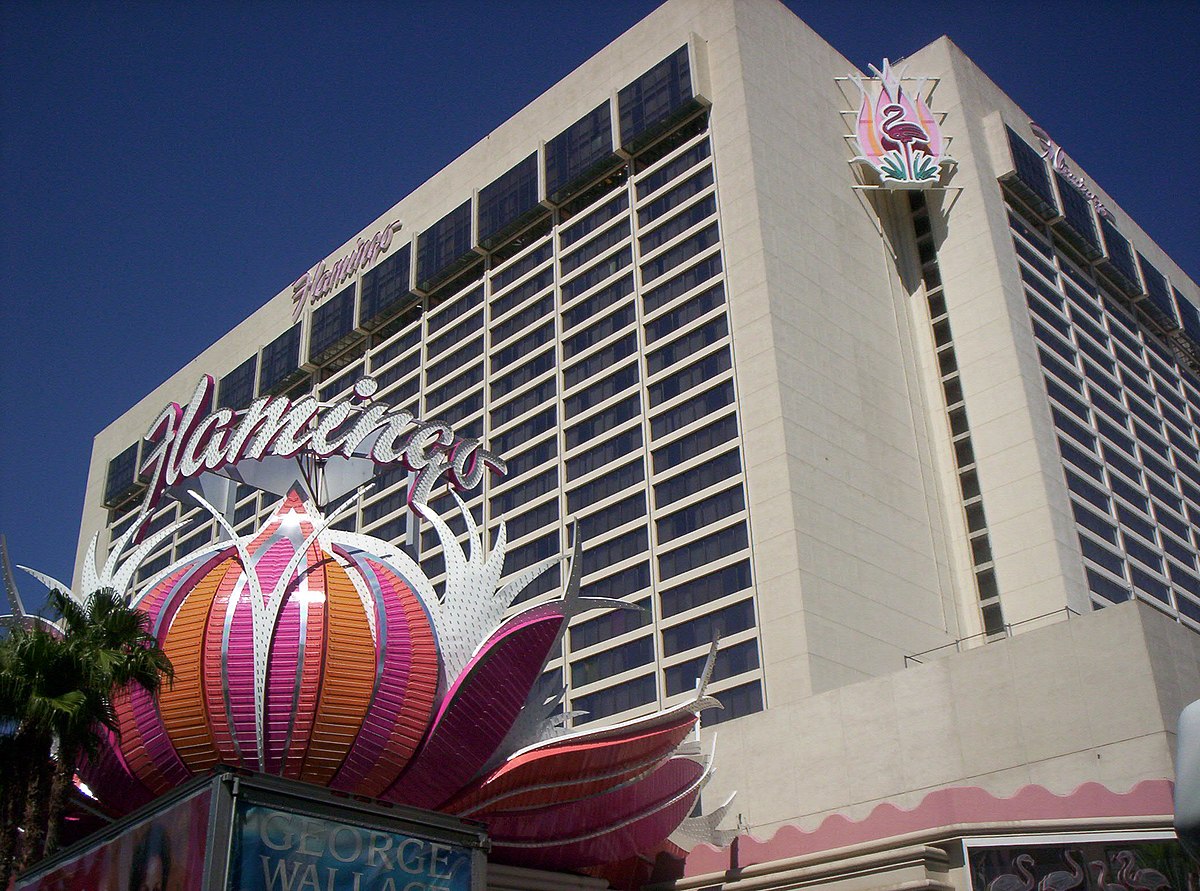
[1,1,1197,614]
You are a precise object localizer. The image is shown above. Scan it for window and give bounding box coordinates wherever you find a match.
[309,287,357,362]
[490,347,555,399]
[426,365,483,412]
[563,332,637,390]
[218,356,257,411]
[494,406,557,456]
[647,316,728,375]
[642,254,722,314]
[637,138,710,199]
[1006,127,1056,211]
[566,394,641,449]
[640,195,716,254]
[562,274,634,332]
[572,674,656,722]
[577,493,646,542]
[259,325,302,394]
[491,320,554,373]
[666,640,759,696]
[491,378,555,428]
[561,220,630,276]
[618,45,693,150]
[360,243,413,328]
[644,283,724,343]
[493,294,553,347]
[477,153,540,248]
[427,285,483,335]
[500,499,558,543]
[545,102,616,201]
[490,467,558,517]
[561,248,632,304]
[702,680,763,726]
[567,426,642,482]
[571,595,651,650]
[428,310,484,359]
[583,528,648,567]
[655,449,741,507]
[502,439,556,481]
[426,336,484,385]
[649,347,730,407]
[567,459,644,513]
[662,598,754,656]
[491,243,552,293]
[560,193,629,249]
[417,201,474,290]
[661,559,751,619]
[651,381,734,439]
[564,303,638,362]
[565,364,639,418]
[506,532,560,574]
[659,522,748,581]
[652,413,738,471]
[640,223,718,284]
[638,168,714,227]
[571,636,654,686]
[580,564,652,607]
[104,443,140,506]
[656,486,744,543]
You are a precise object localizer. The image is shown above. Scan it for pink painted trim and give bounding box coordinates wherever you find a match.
[682,780,1176,877]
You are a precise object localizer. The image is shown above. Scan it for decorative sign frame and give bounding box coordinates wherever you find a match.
[838,59,954,190]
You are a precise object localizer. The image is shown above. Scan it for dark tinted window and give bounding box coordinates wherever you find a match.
[218,356,257,411]
[360,242,413,327]
[477,153,540,248]
[259,325,302,394]
[661,597,754,655]
[1006,127,1055,210]
[307,285,352,362]
[571,593,651,649]
[545,102,615,201]
[661,559,752,618]
[1100,216,1139,285]
[618,46,693,149]
[104,443,140,506]
[417,201,474,290]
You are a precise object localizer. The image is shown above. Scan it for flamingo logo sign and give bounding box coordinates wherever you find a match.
[849,59,951,188]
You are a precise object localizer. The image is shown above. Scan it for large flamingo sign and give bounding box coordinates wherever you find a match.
[850,59,950,188]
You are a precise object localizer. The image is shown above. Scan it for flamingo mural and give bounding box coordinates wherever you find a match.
[849,58,949,187]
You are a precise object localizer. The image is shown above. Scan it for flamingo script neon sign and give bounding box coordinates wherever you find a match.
[138,375,505,519]
[1028,122,1113,221]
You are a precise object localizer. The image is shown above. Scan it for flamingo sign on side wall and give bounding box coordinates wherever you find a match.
[847,58,953,188]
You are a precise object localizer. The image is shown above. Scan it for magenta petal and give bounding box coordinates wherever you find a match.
[488,757,705,870]
[381,609,564,809]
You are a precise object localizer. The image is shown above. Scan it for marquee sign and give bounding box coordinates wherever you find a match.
[234,806,476,891]
[291,220,404,322]
[137,375,504,519]
[1029,122,1114,220]
[844,59,952,189]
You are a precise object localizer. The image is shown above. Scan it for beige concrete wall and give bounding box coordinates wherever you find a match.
[720,1,961,701]
[699,600,1198,838]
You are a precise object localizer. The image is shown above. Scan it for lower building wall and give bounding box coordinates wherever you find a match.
[698,600,1200,837]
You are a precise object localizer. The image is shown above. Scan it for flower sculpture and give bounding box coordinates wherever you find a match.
[20,487,730,871]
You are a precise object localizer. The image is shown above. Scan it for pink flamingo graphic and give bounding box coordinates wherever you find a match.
[988,854,1037,891]
[1115,851,1171,891]
[881,102,930,181]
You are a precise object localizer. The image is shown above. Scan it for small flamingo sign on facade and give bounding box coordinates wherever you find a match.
[847,59,952,189]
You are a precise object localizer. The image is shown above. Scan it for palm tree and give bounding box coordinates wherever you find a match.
[0,587,172,884]
[41,588,173,858]
[0,623,86,881]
